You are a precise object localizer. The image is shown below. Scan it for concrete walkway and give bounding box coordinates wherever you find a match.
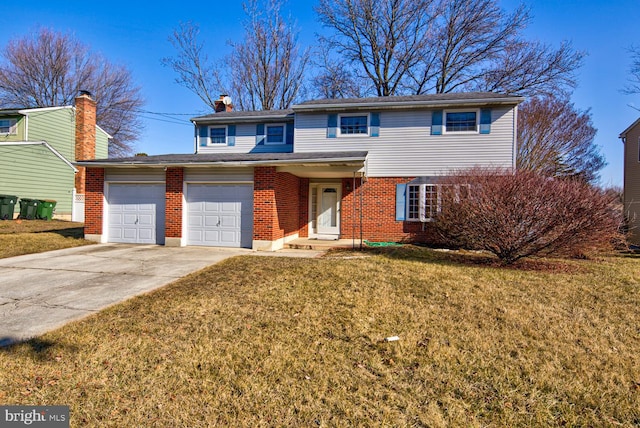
[0,244,323,346]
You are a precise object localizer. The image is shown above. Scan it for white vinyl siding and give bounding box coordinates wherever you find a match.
[197,123,263,154]
[294,107,515,177]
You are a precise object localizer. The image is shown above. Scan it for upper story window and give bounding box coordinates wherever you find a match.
[266,124,285,144]
[0,119,17,135]
[339,115,368,135]
[209,126,227,144]
[445,111,478,133]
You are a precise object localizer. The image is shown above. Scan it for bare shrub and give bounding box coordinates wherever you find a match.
[434,168,624,264]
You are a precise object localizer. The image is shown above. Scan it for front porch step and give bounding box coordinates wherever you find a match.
[284,238,363,251]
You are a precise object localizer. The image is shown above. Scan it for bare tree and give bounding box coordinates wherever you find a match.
[0,28,144,157]
[164,0,309,111]
[311,45,364,99]
[162,22,220,110]
[317,0,584,98]
[228,0,310,110]
[624,45,640,95]
[517,95,605,184]
[316,0,439,97]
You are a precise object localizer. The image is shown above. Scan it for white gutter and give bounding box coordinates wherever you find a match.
[0,141,78,172]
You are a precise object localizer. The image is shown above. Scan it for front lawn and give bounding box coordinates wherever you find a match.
[0,220,92,258]
[1,247,639,426]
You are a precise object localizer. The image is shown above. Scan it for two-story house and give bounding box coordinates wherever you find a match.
[0,92,110,220]
[619,118,640,244]
[77,92,523,250]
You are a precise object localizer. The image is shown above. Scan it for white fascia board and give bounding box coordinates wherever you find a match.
[18,105,72,114]
[75,157,367,168]
[0,141,78,172]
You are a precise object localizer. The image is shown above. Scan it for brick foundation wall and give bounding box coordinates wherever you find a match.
[275,171,301,238]
[340,176,441,244]
[84,168,104,235]
[165,167,184,238]
[298,178,309,237]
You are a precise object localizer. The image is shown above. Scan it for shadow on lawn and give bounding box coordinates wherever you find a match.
[0,337,74,360]
[329,245,587,273]
[34,227,85,239]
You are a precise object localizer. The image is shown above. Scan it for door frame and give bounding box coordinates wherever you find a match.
[309,182,341,239]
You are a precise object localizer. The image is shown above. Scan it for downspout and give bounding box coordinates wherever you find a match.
[193,122,198,154]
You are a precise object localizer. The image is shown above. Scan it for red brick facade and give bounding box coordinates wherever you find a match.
[165,167,184,238]
[84,168,104,235]
[340,176,440,243]
[74,94,97,194]
[83,168,439,246]
[253,167,302,242]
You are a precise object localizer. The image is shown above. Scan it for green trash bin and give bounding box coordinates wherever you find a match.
[0,194,17,220]
[37,200,56,220]
[18,198,40,220]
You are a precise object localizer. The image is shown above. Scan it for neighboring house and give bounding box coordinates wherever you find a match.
[0,93,110,220]
[77,92,523,250]
[619,119,640,244]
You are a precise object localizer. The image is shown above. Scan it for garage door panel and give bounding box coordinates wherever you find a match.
[187,184,253,248]
[108,184,165,245]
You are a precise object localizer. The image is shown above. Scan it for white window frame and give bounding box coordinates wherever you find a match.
[208,126,227,145]
[338,113,369,137]
[406,183,470,222]
[265,123,285,145]
[443,109,480,134]
[0,118,17,135]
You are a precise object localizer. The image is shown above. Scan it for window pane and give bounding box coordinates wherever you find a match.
[340,116,368,134]
[407,185,420,220]
[267,125,284,144]
[424,185,438,220]
[446,112,476,132]
[210,127,226,144]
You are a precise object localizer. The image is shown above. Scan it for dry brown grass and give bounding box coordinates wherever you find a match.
[1,247,639,426]
[0,220,92,258]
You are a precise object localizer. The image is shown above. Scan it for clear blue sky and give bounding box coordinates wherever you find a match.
[1,0,636,187]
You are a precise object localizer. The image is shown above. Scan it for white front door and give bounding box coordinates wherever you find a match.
[317,184,340,237]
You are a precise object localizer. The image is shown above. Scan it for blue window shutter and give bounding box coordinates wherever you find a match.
[227,125,236,146]
[327,114,337,138]
[431,110,443,135]
[256,124,265,145]
[286,123,294,145]
[199,126,208,146]
[370,112,380,137]
[480,108,492,134]
[395,183,406,221]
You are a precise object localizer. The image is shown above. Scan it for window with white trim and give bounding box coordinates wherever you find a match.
[0,119,17,135]
[209,126,226,144]
[339,114,368,135]
[444,110,478,133]
[266,124,285,144]
[407,184,470,222]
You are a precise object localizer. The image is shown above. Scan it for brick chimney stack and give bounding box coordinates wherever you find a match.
[74,90,97,195]
[214,94,233,113]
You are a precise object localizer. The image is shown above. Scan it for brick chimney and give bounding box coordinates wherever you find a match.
[214,94,233,113]
[74,90,97,194]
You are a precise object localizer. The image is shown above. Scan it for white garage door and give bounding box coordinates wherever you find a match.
[108,183,165,244]
[187,184,253,248]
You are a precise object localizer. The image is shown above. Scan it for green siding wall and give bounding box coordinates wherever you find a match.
[27,107,76,160]
[0,115,26,142]
[96,127,109,159]
[0,144,75,215]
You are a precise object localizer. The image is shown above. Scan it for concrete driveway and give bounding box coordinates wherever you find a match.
[0,244,321,346]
